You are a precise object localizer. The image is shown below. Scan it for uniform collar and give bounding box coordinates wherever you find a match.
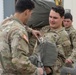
[50,27,65,33]
[65,25,73,31]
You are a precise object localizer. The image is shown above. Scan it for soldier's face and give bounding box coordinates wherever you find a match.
[49,10,64,29]
[63,19,72,28]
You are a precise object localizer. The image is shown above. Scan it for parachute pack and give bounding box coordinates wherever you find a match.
[27,0,56,28]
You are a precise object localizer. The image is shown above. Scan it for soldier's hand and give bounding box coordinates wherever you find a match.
[65,59,73,64]
[38,68,43,75]
[44,67,52,74]
[32,30,42,40]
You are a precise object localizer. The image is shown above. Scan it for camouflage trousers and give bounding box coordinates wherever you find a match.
[53,57,73,75]
[1,69,39,75]
[53,56,65,75]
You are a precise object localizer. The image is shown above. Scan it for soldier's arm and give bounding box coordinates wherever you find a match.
[10,29,40,74]
[25,26,41,39]
[25,26,33,33]
[67,31,76,62]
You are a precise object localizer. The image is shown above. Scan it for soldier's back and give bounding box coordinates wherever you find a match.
[0,18,29,75]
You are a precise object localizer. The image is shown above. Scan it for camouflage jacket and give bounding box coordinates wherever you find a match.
[65,26,76,62]
[42,27,72,58]
[0,17,39,75]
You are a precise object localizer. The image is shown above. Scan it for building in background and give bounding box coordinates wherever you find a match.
[0,0,3,22]
[0,0,15,22]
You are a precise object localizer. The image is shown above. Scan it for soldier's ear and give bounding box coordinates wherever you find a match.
[62,16,64,21]
[24,9,28,16]
[24,9,31,16]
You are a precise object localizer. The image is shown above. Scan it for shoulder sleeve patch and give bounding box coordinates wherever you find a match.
[23,34,29,43]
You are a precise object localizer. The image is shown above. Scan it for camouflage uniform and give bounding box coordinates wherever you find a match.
[0,17,40,75]
[26,0,56,55]
[65,26,76,62]
[41,26,72,57]
[40,25,50,35]
[28,25,50,56]
[41,26,72,75]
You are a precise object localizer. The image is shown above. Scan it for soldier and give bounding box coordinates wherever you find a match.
[63,13,76,65]
[41,6,72,75]
[0,0,43,75]
[26,0,56,55]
